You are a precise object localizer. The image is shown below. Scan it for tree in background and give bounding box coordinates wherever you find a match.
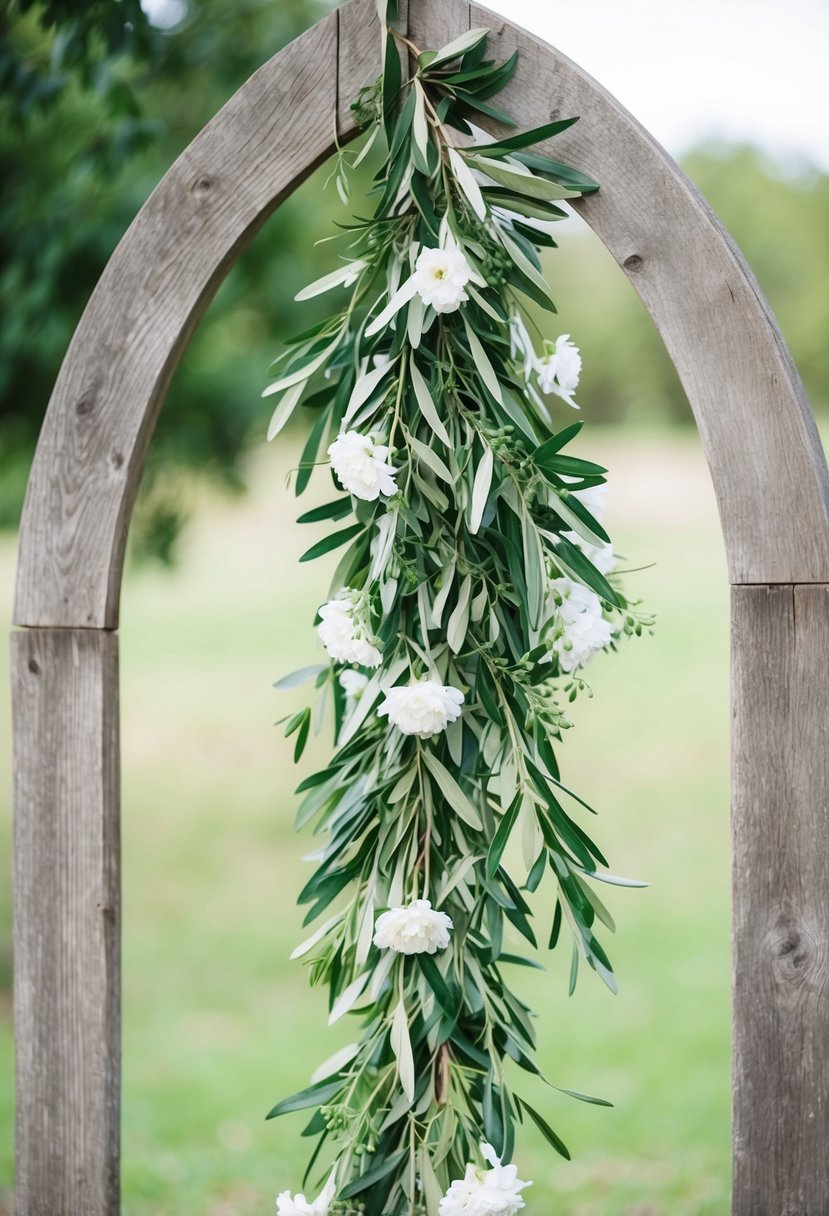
[2,2,827,559]
[0,0,334,560]
[540,144,829,430]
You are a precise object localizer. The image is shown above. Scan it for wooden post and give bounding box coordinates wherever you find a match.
[11,629,120,1215]
[10,0,829,1210]
[731,585,829,1214]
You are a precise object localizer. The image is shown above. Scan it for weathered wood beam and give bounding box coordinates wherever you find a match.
[731,584,829,1214]
[12,628,121,1216]
[13,13,338,631]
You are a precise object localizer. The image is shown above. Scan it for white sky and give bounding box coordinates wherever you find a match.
[481,0,829,171]
[140,0,829,171]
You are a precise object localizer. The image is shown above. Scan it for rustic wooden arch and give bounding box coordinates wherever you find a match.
[11,1,829,1212]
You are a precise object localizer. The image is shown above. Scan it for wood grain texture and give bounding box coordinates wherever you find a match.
[407,0,463,48]
[12,628,120,1215]
[13,13,339,630]
[450,1,828,585]
[731,584,829,1214]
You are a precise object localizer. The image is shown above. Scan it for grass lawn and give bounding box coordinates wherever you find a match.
[0,429,731,1215]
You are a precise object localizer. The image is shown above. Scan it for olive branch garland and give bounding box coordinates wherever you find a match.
[264,9,652,1216]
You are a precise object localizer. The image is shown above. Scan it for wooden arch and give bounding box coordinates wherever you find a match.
[11,1,829,1211]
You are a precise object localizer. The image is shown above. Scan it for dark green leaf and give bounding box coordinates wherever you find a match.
[297,499,352,525]
[295,406,331,497]
[299,523,362,563]
[557,489,611,545]
[476,661,503,725]
[388,82,416,160]
[294,709,311,762]
[284,708,308,738]
[515,1097,571,1159]
[472,116,579,156]
[266,1077,343,1120]
[549,898,563,949]
[418,954,461,1018]
[499,952,545,970]
[453,91,516,126]
[532,420,583,463]
[537,454,607,478]
[552,534,621,608]
[512,150,600,193]
[423,27,491,73]
[382,35,402,141]
[339,1150,408,1199]
[487,792,522,879]
[410,172,440,234]
[469,50,519,99]
[554,1085,613,1107]
[525,850,546,893]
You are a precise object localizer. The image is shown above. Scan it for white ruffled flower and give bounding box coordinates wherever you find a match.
[373,898,453,955]
[549,577,613,673]
[537,333,582,406]
[412,247,473,314]
[377,679,464,738]
[327,430,398,501]
[439,1166,480,1215]
[317,590,382,668]
[276,1169,336,1216]
[439,1143,531,1216]
[339,668,369,701]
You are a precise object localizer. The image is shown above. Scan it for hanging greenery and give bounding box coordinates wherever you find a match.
[265,5,652,1213]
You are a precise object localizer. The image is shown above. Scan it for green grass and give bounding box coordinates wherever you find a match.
[0,430,732,1215]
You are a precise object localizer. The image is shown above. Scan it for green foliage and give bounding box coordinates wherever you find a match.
[0,0,333,558]
[0,0,157,125]
[541,145,829,428]
[265,20,653,1212]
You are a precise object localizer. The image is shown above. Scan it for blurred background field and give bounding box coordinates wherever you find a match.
[1,0,827,1212]
[0,429,732,1216]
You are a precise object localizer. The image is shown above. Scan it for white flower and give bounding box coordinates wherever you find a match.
[475,1143,532,1215]
[276,1169,336,1216]
[549,576,613,673]
[373,898,453,955]
[439,1143,531,1216]
[327,430,398,501]
[377,679,464,738]
[317,589,382,668]
[537,333,582,406]
[364,243,480,338]
[339,668,369,701]
[439,1166,480,1216]
[412,247,473,314]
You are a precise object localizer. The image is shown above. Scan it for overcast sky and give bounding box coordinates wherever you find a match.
[141,0,829,172]
[480,0,829,171]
